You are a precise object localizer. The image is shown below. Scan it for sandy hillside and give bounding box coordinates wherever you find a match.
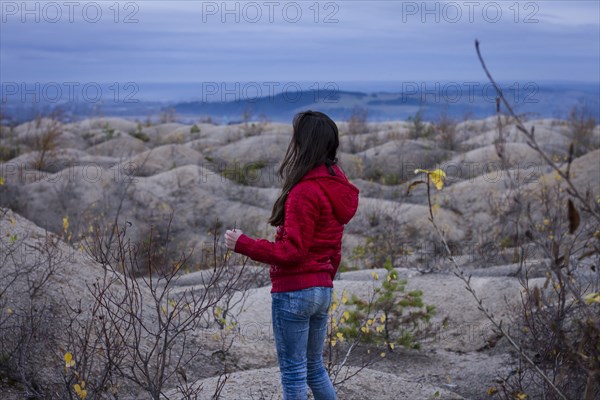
[0,115,598,399]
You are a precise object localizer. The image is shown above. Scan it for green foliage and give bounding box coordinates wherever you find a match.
[349,225,409,270]
[190,124,201,135]
[499,236,514,249]
[325,261,437,380]
[350,243,368,266]
[130,131,150,142]
[407,109,434,139]
[364,168,403,186]
[367,212,379,227]
[221,160,267,185]
[0,144,18,162]
[81,131,94,141]
[382,172,402,185]
[102,122,115,139]
[365,167,383,183]
[246,160,267,170]
[338,262,435,351]
[23,115,62,170]
[337,261,356,273]
[129,123,150,142]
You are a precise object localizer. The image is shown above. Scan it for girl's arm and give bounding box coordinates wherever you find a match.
[234,182,319,267]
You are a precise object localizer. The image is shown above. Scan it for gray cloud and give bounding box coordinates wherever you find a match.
[1,1,598,85]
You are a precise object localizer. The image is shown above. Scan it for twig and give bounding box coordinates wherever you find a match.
[416,39,572,400]
[475,39,599,220]
[427,204,567,400]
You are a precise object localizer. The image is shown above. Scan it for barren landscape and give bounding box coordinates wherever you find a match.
[0,111,599,399]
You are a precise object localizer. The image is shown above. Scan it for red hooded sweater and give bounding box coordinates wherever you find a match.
[234,163,360,293]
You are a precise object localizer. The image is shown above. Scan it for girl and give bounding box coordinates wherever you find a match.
[224,110,359,400]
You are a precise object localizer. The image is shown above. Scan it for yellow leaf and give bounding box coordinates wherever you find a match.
[429,169,446,190]
[414,168,446,190]
[361,326,369,333]
[0,176,4,185]
[371,271,379,281]
[74,381,87,399]
[389,343,395,350]
[380,314,386,323]
[341,291,348,304]
[583,292,600,305]
[63,216,69,232]
[487,386,498,396]
[367,319,373,325]
[6,307,14,315]
[376,325,384,333]
[343,311,350,320]
[380,352,386,358]
[64,352,75,368]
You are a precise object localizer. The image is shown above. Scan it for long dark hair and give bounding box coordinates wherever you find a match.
[268,110,339,227]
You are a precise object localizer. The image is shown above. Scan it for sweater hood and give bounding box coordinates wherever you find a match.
[301,164,360,224]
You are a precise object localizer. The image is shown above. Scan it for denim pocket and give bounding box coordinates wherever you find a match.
[271,292,289,312]
[287,289,315,317]
[273,287,332,318]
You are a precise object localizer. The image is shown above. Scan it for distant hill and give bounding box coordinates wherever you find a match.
[1,81,598,124]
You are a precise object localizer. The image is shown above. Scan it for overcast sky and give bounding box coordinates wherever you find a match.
[1,1,599,90]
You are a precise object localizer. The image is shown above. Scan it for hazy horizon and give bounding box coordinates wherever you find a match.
[1,1,598,83]
[1,1,598,122]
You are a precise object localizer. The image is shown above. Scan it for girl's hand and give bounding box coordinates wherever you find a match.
[224,229,243,250]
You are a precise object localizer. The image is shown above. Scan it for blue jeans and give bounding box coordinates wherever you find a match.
[271,287,337,400]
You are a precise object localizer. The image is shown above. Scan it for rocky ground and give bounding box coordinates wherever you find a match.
[0,115,598,399]
[1,207,529,399]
